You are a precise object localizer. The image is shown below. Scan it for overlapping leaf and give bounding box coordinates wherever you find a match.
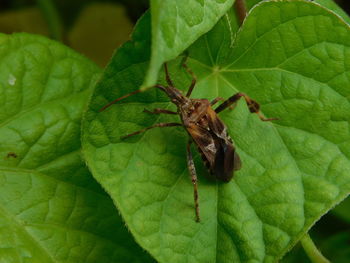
[0,33,154,263]
[82,1,350,262]
[143,0,236,88]
[247,0,350,23]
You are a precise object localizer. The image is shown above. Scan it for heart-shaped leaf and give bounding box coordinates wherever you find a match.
[0,33,154,263]
[143,0,236,88]
[82,1,350,262]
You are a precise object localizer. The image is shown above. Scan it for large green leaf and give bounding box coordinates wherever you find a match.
[82,1,350,262]
[0,33,154,263]
[143,0,236,88]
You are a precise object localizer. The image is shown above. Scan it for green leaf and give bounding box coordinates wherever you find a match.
[0,33,154,263]
[143,0,236,89]
[313,0,350,24]
[247,0,350,24]
[82,1,350,262]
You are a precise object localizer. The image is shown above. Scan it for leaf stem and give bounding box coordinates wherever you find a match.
[36,0,63,41]
[300,234,330,263]
[234,0,247,25]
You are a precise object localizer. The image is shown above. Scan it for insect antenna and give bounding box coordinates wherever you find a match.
[99,63,174,113]
[164,63,174,87]
[99,90,142,112]
[180,55,197,97]
[99,83,169,112]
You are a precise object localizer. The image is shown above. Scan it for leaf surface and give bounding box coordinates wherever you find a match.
[247,0,350,24]
[0,33,154,263]
[83,1,350,262]
[143,0,236,88]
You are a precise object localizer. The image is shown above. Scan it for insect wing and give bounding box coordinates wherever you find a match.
[186,123,217,167]
[206,107,241,181]
[213,142,233,181]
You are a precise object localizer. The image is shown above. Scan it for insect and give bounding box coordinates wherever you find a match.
[6,152,17,159]
[100,60,277,222]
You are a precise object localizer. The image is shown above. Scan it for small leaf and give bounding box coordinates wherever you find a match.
[83,1,350,262]
[0,33,154,263]
[247,0,350,24]
[143,0,236,88]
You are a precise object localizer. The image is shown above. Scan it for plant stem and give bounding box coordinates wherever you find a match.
[36,0,63,41]
[234,0,247,25]
[300,234,330,263]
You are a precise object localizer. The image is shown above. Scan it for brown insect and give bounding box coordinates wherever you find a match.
[100,60,276,222]
[6,152,17,159]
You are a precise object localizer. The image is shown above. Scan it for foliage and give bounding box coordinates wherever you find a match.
[0,33,154,263]
[82,0,350,262]
[0,0,349,262]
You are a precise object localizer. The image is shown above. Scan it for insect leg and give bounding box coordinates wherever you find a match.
[215,92,278,121]
[99,90,142,112]
[181,56,197,97]
[186,140,200,222]
[215,92,244,113]
[143,108,177,115]
[234,0,247,26]
[211,97,236,111]
[210,97,225,106]
[120,122,182,140]
[100,84,170,113]
[164,63,174,87]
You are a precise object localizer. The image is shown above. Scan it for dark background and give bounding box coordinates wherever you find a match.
[335,0,350,13]
[0,0,148,23]
[0,0,349,23]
